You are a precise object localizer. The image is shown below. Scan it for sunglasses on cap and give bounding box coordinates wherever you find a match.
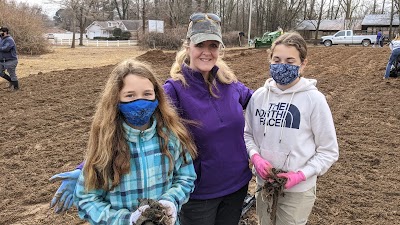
[190,13,221,23]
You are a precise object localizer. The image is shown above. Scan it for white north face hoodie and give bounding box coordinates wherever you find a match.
[244,77,339,192]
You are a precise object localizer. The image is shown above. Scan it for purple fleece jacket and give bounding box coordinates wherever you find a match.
[163,64,253,200]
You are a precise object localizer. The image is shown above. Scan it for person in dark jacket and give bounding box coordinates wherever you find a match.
[0,27,19,91]
[49,13,254,225]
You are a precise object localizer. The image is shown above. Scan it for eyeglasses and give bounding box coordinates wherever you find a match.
[190,13,221,23]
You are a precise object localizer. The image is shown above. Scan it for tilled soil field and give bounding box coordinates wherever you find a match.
[0,46,399,225]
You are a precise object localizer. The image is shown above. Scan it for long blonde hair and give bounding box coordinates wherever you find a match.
[170,39,238,97]
[83,59,197,191]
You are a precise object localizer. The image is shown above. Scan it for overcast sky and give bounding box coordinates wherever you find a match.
[14,0,61,17]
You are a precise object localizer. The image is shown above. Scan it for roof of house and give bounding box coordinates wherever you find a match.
[361,14,399,26]
[121,20,142,30]
[295,19,362,31]
[86,20,142,31]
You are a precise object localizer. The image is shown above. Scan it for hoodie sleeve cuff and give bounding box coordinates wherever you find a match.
[248,149,260,159]
[299,165,316,180]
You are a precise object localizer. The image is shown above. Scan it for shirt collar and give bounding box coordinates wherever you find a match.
[181,63,219,82]
[122,117,157,142]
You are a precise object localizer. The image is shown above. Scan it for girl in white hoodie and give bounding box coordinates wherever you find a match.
[244,32,339,225]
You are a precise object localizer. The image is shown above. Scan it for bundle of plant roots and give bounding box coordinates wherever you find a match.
[258,168,287,225]
[136,199,172,225]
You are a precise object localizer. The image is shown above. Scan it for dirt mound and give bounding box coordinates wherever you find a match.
[0,46,399,225]
[137,49,176,66]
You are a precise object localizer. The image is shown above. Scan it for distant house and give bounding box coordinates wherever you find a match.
[85,20,142,40]
[295,19,362,39]
[361,14,400,38]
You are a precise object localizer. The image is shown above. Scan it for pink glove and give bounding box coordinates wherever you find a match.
[277,171,306,189]
[251,154,273,180]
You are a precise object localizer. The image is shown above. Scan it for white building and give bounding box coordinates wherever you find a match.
[85,20,142,39]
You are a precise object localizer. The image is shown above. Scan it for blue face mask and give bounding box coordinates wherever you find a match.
[118,99,159,127]
[270,64,300,85]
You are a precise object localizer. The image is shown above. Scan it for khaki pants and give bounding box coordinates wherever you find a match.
[256,186,316,225]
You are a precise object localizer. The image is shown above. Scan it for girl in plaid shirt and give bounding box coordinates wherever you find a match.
[73,59,197,225]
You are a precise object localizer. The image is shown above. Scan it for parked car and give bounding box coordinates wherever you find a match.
[47,33,55,39]
[320,30,377,47]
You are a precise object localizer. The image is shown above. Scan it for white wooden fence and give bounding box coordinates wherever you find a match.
[49,39,138,47]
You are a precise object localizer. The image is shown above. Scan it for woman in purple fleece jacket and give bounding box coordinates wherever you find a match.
[50,13,253,225]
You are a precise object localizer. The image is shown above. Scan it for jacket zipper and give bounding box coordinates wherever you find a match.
[138,131,148,199]
[210,95,223,122]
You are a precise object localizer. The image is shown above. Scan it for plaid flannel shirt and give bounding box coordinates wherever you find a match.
[74,119,196,225]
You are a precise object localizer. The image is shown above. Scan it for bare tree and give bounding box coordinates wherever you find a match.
[308,0,316,19]
[204,0,210,11]
[196,0,202,11]
[270,0,280,30]
[114,0,130,19]
[223,0,237,31]
[327,0,332,19]
[242,0,246,31]
[394,0,400,35]
[339,0,361,20]
[389,0,394,39]
[155,0,160,17]
[142,0,146,33]
[282,0,306,30]
[166,0,190,26]
[332,0,342,19]
[236,0,239,30]
[51,0,80,48]
[167,0,178,27]
[76,0,98,46]
[93,0,115,20]
[186,0,193,20]
[314,0,326,43]
[372,0,377,13]
[382,0,386,13]
[135,0,140,19]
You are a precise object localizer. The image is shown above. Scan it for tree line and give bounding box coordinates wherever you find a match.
[1,0,399,53]
[53,0,397,37]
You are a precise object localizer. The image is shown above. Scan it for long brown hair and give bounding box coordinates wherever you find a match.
[170,39,238,97]
[83,59,197,191]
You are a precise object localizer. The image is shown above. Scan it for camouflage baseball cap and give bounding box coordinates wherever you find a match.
[186,13,224,46]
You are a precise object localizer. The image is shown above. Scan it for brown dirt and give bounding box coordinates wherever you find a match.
[1,46,399,225]
[17,46,146,78]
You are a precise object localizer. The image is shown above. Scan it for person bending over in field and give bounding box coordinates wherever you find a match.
[384,34,400,79]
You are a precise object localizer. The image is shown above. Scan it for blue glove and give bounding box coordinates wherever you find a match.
[49,169,81,213]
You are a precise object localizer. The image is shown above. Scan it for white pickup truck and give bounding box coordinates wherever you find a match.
[320,30,377,47]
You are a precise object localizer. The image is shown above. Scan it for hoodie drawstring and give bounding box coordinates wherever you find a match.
[263,86,271,137]
[278,92,295,143]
